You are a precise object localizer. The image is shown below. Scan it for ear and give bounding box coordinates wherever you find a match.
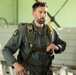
[32,12,35,16]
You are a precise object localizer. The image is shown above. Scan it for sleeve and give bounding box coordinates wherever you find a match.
[53,29,66,54]
[2,26,25,66]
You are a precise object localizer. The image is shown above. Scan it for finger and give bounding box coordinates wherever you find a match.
[19,71,25,75]
[55,46,59,50]
[17,70,25,75]
[22,69,27,75]
[46,48,50,52]
[17,71,20,75]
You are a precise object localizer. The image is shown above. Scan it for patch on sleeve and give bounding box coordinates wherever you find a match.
[13,29,19,36]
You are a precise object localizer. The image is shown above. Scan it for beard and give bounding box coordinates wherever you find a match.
[36,18,46,24]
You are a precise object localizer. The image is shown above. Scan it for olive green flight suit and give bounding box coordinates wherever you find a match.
[2,21,66,75]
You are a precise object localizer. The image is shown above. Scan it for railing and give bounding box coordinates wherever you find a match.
[0,17,8,28]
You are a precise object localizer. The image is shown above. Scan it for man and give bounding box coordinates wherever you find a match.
[2,2,66,75]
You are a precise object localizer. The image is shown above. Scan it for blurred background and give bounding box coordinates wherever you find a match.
[0,0,76,75]
[0,0,76,27]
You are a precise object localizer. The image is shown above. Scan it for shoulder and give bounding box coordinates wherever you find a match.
[53,27,59,35]
[18,23,30,33]
[46,24,54,32]
[18,23,28,29]
[18,23,32,30]
[18,22,33,35]
[12,23,28,36]
[45,24,59,35]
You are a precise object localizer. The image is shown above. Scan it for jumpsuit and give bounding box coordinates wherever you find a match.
[2,21,66,75]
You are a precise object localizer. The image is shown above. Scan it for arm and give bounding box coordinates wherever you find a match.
[2,25,27,75]
[46,29,66,53]
[2,29,21,66]
[53,29,66,54]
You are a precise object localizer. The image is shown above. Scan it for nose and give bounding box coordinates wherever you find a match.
[41,12,46,18]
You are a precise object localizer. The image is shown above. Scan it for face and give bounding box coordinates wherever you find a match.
[32,6,47,25]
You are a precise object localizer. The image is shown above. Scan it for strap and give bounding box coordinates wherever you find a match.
[24,23,34,65]
[19,23,35,65]
[31,47,46,52]
[24,24,54,64]
[18,23,35,47]
[19,23,54,66]
[22,51,33,66]
[27,23,33,32]
[27,24,35,47]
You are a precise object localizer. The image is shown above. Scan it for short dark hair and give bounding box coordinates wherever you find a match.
[32,2,48,11]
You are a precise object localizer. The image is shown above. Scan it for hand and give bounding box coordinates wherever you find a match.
[46,43,59,52]
[13,62,27,75]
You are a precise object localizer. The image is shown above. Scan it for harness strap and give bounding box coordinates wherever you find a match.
[24,23,54,64]
[31,47,46,52]
[18,23,54,66]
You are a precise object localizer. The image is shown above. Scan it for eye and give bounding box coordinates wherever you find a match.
[44,11,47,14]
[39,11,42,14]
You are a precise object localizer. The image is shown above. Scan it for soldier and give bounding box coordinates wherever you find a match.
[2,1,66,75]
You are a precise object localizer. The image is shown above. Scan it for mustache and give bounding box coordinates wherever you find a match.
[40,17,45,20]
[40,17,45,19]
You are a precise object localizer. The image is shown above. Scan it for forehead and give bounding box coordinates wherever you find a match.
[36,6,47,11]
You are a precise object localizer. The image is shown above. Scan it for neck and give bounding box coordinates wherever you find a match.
[34,20,44,28]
